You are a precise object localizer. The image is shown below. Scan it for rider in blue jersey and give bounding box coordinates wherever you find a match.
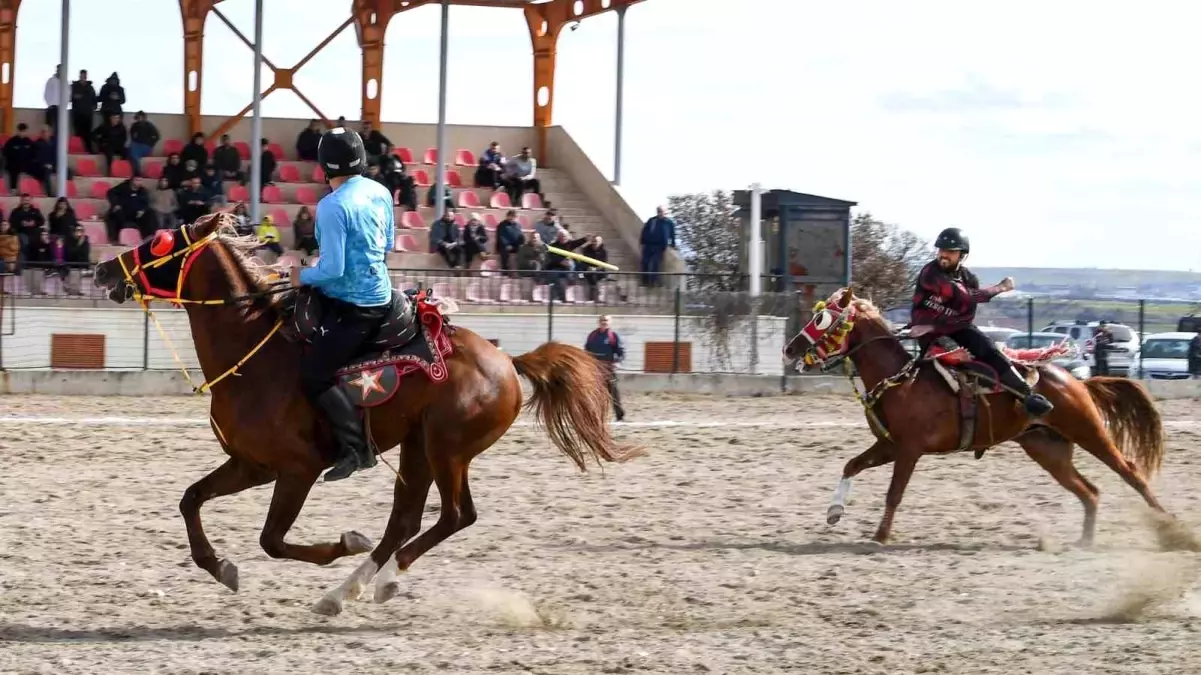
[290,127,396,481]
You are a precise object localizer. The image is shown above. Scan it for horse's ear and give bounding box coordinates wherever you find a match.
[837,286,854,308]
[192,212,225,238]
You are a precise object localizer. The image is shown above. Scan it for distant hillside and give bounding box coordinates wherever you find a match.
[974,266,1201,302]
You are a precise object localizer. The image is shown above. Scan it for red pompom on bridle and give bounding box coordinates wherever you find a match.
[150,230,175,258]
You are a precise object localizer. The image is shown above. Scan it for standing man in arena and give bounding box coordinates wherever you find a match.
[1092,320,1113,377]
[290,127,395,482]
[585,315,626,422]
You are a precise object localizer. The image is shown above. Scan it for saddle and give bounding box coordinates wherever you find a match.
[286,287,455,407]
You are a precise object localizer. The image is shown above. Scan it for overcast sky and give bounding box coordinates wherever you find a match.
[12,0,1200,270]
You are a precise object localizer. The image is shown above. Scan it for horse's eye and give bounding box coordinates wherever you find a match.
[813,310,834,331]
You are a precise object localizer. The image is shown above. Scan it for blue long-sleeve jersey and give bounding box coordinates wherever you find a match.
[299,175,394,306]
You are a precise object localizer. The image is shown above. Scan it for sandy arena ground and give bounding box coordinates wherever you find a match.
[3,392,1201,674]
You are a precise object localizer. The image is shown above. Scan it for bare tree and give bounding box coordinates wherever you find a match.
[850,212,929,309]
[667,190,741,291]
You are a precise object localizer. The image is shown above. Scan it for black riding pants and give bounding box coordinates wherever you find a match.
[922,325,1016,383]
[299,292,390,400]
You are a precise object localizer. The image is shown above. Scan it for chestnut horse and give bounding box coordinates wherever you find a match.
[92,213,641,616]
[782,287,1173,547]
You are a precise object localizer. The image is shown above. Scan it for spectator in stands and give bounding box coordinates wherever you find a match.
[380,155,415,210]
[10,195,44,247]
[128,111,160,177]
[463,213,490,267]
[98,72,125,118]
[44,64,61,129]
[584,315,625,421]
[33,127,56,196]
[296,120,323,162]
[162,152,185,189]
[495,209,524,274]
[1189,335,1201,380]
[26,229,52,269]
[293,206,318,259]
[258,138,277,188]
[105,177,153,239]
[475,141,505,189]
[545,229,588,301]
[201,164,225,207]
[230,202,252,236]
[212,134,243,184]
[639,205,676,287]
[517,231,547,278]
[2,124,36,194]
[578,234,609,301]
[48,197,77,239]
[534,209,561,245]
[65,223,91,291]
[425,185,454,212]
[70,70,98,153]
[431,209,463,269]
[177,176,210,225]
[503,146,540,208]
[150,177,178,231]
[181,132,208,168]
[96,112,128,174]
[48,232,68,278]
[255,214,284,260]
[181,158,202,187]
[360,121,392,163]
[0,220,18,272]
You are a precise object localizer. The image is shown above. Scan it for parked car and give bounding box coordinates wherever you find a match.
[1041,320,1138,376]
[979,326,1021,350]
[1005,332,1091,379]
[1136,332,1197,380]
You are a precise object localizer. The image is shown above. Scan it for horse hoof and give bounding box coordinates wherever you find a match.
[215,559,239,592]
[375,582,400,604]
[341,531,374,555]
[827,505,845,525]
[1073,537,1095,550]
[311,596,343,617]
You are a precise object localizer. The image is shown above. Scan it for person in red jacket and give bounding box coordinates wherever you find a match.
[910,227,1053,417]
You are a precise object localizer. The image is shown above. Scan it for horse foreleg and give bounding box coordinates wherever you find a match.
[874,453,919,544]
[258,471,374,567]
[180,458,274,592]
[827,440,895,526]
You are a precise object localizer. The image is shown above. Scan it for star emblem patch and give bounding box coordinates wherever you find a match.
[348,369,387,398]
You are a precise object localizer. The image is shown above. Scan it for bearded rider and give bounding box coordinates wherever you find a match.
[289,126,396,482]
[909,227,1054,417]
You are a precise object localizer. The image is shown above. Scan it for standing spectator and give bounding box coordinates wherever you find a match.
[10,195,45,246]
[1189,334,1201,380]
[639,205,676,287]
[70,69,98,153]
[128,111,160,177]
[97,72,125,117]
[584,315,626,422]
[578,234,609,301]
[463,213,489,267]
[1092,321,1113,377]
[517,231,547,277]
[296,120,322,161]
[258,138,277,188]
[44,64,61,129]
[503,146,540,207]
[96,112,128,175]
[48,197,77,239]
[2,124,36,194]
[212,134,243,184]
[293,206,318,259]
[430,209,463,269]
[181,132,208,168]
[0,220,18,273]
[150,177,178,231]
[494,209,524,274]
[475,141,505,188]
[359,121,392,163]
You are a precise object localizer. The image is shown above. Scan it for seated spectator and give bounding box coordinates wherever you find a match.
[293,206,317,259]
[66,223,90,265]
[516,231,547,278]
[96,112,128,174]
[2,124,36,194]
[181,132,209,168]
[258,138,277,188]
[544,229,588,301]
[48,231,68,278]
[430,208,463,269]
[255,214,283,260]
[10,194,45,246]
[105,176,154,240]
[534,209,561,245]
[25,229,52,268]
[503,146,541,208]
[360,121,392,163]
[70,70,97,153]
[381,155,416,210]
[475,141,505,189]
[463,213,489,267]
[176,176,210,225]
[32,127,56,196]
[48,197,78,239]
[296,120,322,162]
[150,177,178,231]
[162,153,186,189]
[128,111,160,176]
[494,209,524,275]
[201,164,225,207]
[578,234,609,301]
[98,72,125,117]
[0,220,18,273]
[231,202,252,235]
[212,134,244,184]
[425,185,455,212]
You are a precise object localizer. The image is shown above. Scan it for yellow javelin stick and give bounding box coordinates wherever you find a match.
[546,245,620,271]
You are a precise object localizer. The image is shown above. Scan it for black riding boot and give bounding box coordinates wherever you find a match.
[316,387,378,482]
[997,365,1054,417]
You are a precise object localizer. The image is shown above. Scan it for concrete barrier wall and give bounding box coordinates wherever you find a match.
[5,369,1201,401]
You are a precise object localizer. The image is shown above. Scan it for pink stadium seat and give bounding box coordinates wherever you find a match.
[394,233,419,251]
[74,158,100,177]
[401,211,426,229]
[489,192,511,209]
[296,186,319,205]
[312,165,325,183]
[457,191,480,209]
[479,258,499,276]
[531,284,550,304]
[446,170,462,187]
[454,213,467,227]
[517,215,532,230]
[18,176,44,197]
[423,148,437,165]
[0,274,23,295]
[68,135,86,154]
[464,281,494,304]
[394,147,414,164]
[268,143,286,160]
[564,285,587,304]
[89,181,110,200]
[163,139,184,155]
[118,228,142,247]
[482,213,499,229]
[269,208,291,227]
[412,169,431,187]
[497,281,523,304]
[142,159,164,179]
[227,184,249,202]
[234,141,251,160]
[279,164,301,183]
[454,149,475,167]
[521,192,543,209]
[109,159,133,178]
[431,281,454,299]
[261,185,283,203]
[65,180,78,198]
[75,202,99,222]
[82,218,107,244]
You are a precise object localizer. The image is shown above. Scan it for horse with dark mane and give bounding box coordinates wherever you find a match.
[92,212,641,616]
[782,287,1178,547]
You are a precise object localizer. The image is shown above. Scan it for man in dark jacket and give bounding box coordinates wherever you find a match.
[494,209,525,274]
[578,234,609,301]
[639,206,675,287]
[1092,321,1113,377]
[1188,334,1201,380]
[910,227,1052,417]
[2,123,36,193]
[96,112,128,174]
[359,121,392,162]
[585,315,626,422]
[212,134,243,183]
[70,70,98,153]
[296,120,323,161]
[105,177,154,240]
[128,111,160,177]
[98,72,125,117]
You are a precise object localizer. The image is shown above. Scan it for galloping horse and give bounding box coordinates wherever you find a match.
[92,212,641,615]
[782,287,1173,546]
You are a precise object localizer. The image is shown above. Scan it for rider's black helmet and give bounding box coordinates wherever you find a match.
[317,127,367,179]
[934,227,970,254]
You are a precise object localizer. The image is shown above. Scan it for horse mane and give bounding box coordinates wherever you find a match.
[825,288,892,329]
[190,213,293,322]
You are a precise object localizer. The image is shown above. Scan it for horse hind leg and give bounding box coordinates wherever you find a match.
[1018,428,1099,547]
[179,457,274,592]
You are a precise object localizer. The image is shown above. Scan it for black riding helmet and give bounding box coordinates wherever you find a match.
[934,227,969,254]
[317,127,367,179]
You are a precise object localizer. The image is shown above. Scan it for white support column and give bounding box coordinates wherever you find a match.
[749,182,762,297]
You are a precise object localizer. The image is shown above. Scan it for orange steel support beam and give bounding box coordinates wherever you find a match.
[0,0,21,135]
[180,0,215,136]
[354,0,395,127]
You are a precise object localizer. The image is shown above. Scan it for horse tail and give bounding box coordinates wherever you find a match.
[1083,377,1165,479]
[512,342,644,471]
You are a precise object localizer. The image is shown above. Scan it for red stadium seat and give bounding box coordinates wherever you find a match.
[268,143,285,160]
[394,147,414,164]
[142,159,164,180]
[109,159,133,178]
[118,228,142,247]
[234,141,251,160]
[457,191,480,209]
[412,169,431,187]
[279,165,301,183]
[227,184,249,202]
[163,139,184,155]
[74,200,99,222]
[482,213,499,229]
[401,211,426,229]
[454,149,475,167]
[18,176,44,197]
[517,215,532,230]
[65,180,78,198]
[394,233,420,252]
[312,164,325,183]
[261,185,283,203]
[74,157,100,177]
[89,181,111,200]
[423,148,437,165]
[296,186,320,205]
[446,170,462,187]
[269,208,291,227]
[82,217,107,244]
[521,192,543,209]
[68,136,86,154]
[489,192,511,209]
